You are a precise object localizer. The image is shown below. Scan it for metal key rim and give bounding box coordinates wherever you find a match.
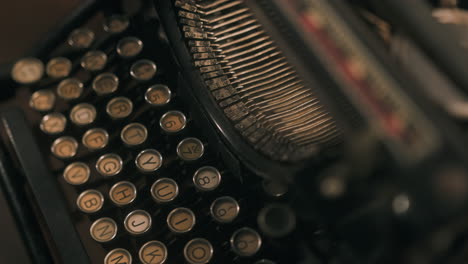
[138,240,168,264]
[76,189,104,214]
[166,207,196,234]
[95,153,123,177]
[89,217,118,242]
[159,110,187,134]
[40,112,67,135]
[193,166,221,192]
[183,238,213,264]
[50,136,78,159]
[82,128,109,150]
[209,196,240,223]
[145,84,172,106]
[63,162,90,185]
[109,181,137,206]
[150,178,179,203]
[135,149,163,173]
[230,227,262,257]
[104,248,132,264]
[124,209,152,235]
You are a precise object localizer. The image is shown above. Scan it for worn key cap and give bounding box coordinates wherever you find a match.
[160,111,186,133]
[40,112,66,135]
[167,207,195,234]
[124,210,152,235]
[193,166,221,191]
[11,57,44,84]
[68,28,94,49]
[69,103,96,126]
[109,181,137,206]
[230,227,262,257]
[139,240,168,264]
[90,217,118,243]
[104,248,132,264]
[46,57,72,78]
[177,138,204,161]
[184,238,213,264]
[104,15,129,34]
[29,89,55,112]
[76,189,104,214]
[130,59,157,81]
[81,50,107,71]
[93,73,119,95]
[135,149,163,173]
[262,179,288,197]
[96,153,123,177]
[51,136,78,159]
[117,37,143,58]
[151,178,179,203]
[106,97,132,119]
[63,162,90,185]
[257,204,296,238]
[57,78,83,100]
[121,123,147,146]
[82,128,109,151]
[145,84,171,106]
[210,196,240,223]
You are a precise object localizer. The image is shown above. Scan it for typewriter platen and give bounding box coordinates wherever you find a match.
[2,0,468,263]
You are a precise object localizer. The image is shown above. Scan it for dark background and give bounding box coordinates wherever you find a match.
[0,1,81,64]
[0,1,82,263]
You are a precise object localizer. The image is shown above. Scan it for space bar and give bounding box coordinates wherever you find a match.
[0,108,90,264]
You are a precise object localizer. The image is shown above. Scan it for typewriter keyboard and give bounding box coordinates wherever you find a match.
[17,3,305,264]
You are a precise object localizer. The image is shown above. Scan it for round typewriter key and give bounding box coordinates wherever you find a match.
[40,112,66,135]
[135,149,163,173]
[124,210,152,235]
[51,136,78,159]
[96,153,123,177]
[104,15,129,34]
[76,189,104,213]
[183,238,213,264]
[57,78,83,100]
[121,123,147,146]
[145,84,171,106]
[230,227,262,257]
[117,37,143,58]
[177,138,204,161]
[255,260,276,264]
[262,179,288,197]
[109,181,137,206]
[90,217,117,243]
[193,166,221,191]
[210,196,240,223]
[139,240,168,264]
[68,28,94,49]
[106,97,133,119]
[159,111,186,133]
[257,204,296,238]
[11,57,44,84]
[46,57,72,78]
[151,178,179,203]
[92,73,119,95]
[70,103,96,126]
[167,207,196,234]
[63,162,90,185]
[29,89,55,111]
[104,248,132,264]
[81,50,107,71]
[82,128,109,151]
[130,59,157,81]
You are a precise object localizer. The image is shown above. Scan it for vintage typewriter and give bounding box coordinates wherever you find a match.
[2,0,468,263]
